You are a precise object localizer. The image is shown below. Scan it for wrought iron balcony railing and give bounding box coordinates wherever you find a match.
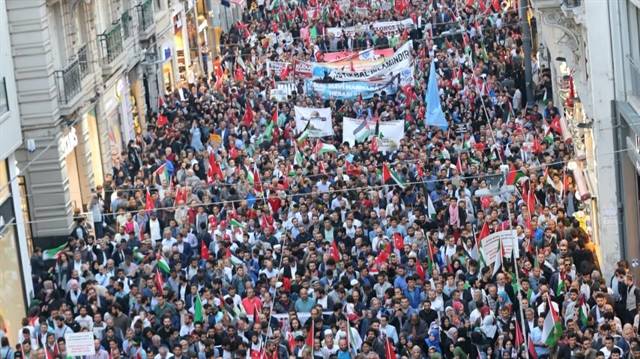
[98,21,124,64]
[55,59,82,104]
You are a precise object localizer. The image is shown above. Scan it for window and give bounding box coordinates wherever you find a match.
[0,160,10,205]
[0,77,8,115]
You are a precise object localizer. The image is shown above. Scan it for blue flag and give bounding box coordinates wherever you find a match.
[425,61,448,129]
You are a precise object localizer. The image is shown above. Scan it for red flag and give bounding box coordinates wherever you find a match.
[456,156,463,173]
[393,232,404,250]
[272,109,278,124]
[280,65,290,79]
[174,187,188,206]
[208,152,224,182]
[492,0,501,12]
[515,319,524,347]
[550,116,562,134]
[370,136,379,152]
[415,258,425,280]
[234,66,245,82]
[254,167,263,192]
[254,304,260,324]
[532,137,542,154]
[154,270,164,296]
[330,240,341,261]
[243,101,254,127]
[526,185,537,213]
[382,163,392,183]
[282,276,292,292]
[416,162,424,179]
[479,0,487,12]
[528,335,538,359]
[145,190,154,212]
[318,161,326,173]
[287,332,296,353]
[375,243,392,265]
[200,241,210,260]
[305,320,315,348]
[563,171,571,192]
[384,337,396,359]
[156,113,168,127]
[477,222,490,242]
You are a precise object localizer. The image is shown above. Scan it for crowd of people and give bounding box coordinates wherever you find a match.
[1,0,638,359]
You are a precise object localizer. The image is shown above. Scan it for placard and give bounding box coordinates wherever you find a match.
[65,332,96,356]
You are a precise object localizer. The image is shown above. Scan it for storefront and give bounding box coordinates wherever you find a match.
[172,1,191,85]
[194,0,212,74]
[60,125,84,212]
[0,157,30,337]
[616,101,640,274]
[83,109,104,188]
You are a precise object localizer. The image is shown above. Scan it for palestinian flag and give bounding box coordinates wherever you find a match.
[157,257,171,274]
[133,248,145,263]
[314,141,337,155]
[427,194,437,219]
[556,273,566,296]
[43,243,67,260]
[578,294,589,327]
[245,167,255,185]
[506,165,525,185]
[294,149,304,166]
[153,162,171,184]
[194,294,204,323]
[382,163,406,189]
[541,298,562,347]
[296,121,311,144]
[230,218,245,229]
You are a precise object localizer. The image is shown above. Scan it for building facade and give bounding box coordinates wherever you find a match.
[608,0,640,278]
[530,0,639,279]
[5,0,244,243]
[0,0,34,339]
[4,0,179,242]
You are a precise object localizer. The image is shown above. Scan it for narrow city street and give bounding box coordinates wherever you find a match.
[0,0,639,359]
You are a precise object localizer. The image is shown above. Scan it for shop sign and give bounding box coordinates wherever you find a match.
[60,127,78,158]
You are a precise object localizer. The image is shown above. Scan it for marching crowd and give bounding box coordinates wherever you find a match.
[1,0,638,359]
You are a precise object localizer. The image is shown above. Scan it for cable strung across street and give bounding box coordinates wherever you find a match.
[9,1,627,359]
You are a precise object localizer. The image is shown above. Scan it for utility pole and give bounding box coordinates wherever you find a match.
[519,0,535,107]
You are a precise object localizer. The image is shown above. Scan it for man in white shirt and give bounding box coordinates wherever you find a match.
[161,229,177,253]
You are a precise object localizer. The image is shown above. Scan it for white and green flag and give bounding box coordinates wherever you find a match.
[43,243,67,260]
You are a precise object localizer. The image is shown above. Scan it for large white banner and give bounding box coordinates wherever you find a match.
[312,41,414,85]
[343,118,405,152]
[294,106,334,137]
[326,18,414,38]
[480,230,520,265]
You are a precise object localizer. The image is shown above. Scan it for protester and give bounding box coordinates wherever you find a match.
[14,1,636,359]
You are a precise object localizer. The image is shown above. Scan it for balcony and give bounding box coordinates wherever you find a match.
[55,59,81,105]
[122,10,133,40]
[137,0,154,40]
[0,77,8,116]
[98,21,125,76]
[78,44,89,79]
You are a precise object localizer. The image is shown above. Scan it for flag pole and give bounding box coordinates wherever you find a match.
[505,185,529,359]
